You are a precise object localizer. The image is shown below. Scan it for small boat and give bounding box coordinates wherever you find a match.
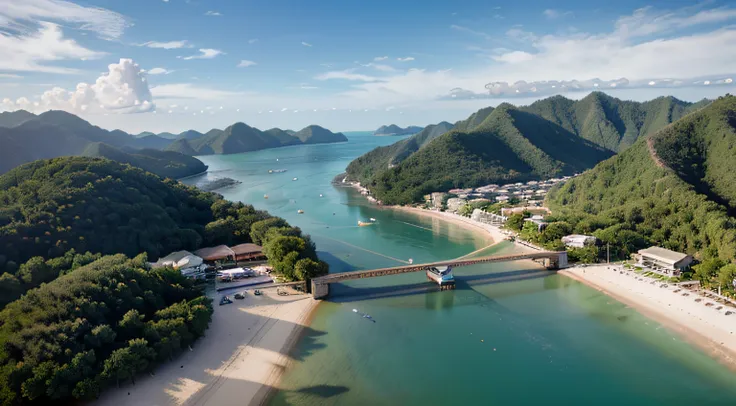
[293,177,298,181]
[264,194,269,199]
[408,258,413,264]
[298,209,304,214]
[319,194,323,197]
[370,218,376,222]
[358,221,374,226]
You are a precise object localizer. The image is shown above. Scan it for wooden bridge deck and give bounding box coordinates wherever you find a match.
[314,251,565,285]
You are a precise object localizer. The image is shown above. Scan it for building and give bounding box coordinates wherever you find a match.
[471,209,507,226]
[524,215,547,232]
[231,243,265,262]
[446,197,467,212]
[153,251,206,279]
[561,234,598,248]
[194,245,236,264]
[635,246,693,276]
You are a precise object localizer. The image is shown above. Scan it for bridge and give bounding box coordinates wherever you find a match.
[310,251,567,299]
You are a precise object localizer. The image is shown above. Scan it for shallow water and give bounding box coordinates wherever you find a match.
[183,132,736,406]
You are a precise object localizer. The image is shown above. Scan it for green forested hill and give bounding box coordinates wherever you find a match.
[0,157,326,303]
[366,104,612,204]
[82,142,208,179]
[547,94,736,264]
[167,123,346,155]
[0,254,213,404]
[0,110,36,128]
[521,92,709,152]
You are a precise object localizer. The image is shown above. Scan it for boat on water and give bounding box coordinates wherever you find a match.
[268,169,287,174]
[298,209,304,214]
[358,221,374,226]
[264,194,269,199]
[426,266,455,290]
[370,218,377,222]
[293,177,298,181]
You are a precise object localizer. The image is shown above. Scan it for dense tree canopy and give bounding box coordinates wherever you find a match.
[0,254,213,405]
[547,95,736,289]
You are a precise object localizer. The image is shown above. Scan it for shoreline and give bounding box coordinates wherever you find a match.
[561,266,736,371]
[389,205,509,249]
[91,290,320,406]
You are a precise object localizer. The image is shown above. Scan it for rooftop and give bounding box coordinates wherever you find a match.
[231,243,263,255]
[194,245,235,261]
[638,246,691,264]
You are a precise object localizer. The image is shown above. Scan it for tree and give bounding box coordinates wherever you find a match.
[457,204,473,217]
[263,236,307,264]
[693,258,725,285]
[0,273,22,308]
[717,264,736,291]
[506,214,524,231]
[250,217,289,245]
[273,251,301,281]
[294,258,329,280]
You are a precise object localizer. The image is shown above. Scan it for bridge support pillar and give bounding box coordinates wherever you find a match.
[312,281,329,300]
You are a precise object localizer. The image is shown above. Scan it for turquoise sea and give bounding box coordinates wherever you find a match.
[182,132,736,406]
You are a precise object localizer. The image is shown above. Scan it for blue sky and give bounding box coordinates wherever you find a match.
[1,0,735,133]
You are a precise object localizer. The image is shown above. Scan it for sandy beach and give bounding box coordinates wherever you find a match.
[562,265,736,369]
[390,205,509,249]
[93,288,318,406]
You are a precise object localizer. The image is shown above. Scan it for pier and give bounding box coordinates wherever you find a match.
[311,251,567,299]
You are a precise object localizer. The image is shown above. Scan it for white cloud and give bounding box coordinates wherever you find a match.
[151,83,245,100]
[360,63,396,72]
[312,5,736,109]
[0,22,105,74]
[237,60,257,68]
[205,11,222,16]
[302,41,312,47]
[543,9,571,19]
[180,48,223,60]
[146,67,172,75]
[616,6,736,38]
[0,74,23,79]
[137,40,191,49]
[248,39,258,44]
[315,70,380,82]
[0,0,128,39]
[450,24,493,40]
[374,56,388,61]
[1,58,154,114]
[397,57,415,62]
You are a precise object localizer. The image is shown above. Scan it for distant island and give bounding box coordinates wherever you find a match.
[374,124,423,136]
[166,124,348,156]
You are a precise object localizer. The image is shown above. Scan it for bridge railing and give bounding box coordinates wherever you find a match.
[314,251,563,284]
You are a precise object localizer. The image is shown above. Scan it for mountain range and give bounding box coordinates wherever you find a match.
[374,124,423,136]
[166,123,347,155]
[0,110,347,176]
[346,92,711,204]
[547,94,736,263]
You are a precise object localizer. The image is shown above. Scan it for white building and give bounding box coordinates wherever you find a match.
[561,234,598,248]
[635,247,693,277]
[446,197,467,212]
[153,251,206,279]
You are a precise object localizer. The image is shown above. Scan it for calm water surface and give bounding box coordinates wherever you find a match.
[183,132,736,406]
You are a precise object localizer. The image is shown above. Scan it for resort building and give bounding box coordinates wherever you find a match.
[471,209,507,226]
[635,246,693,276]
[231,243,266,262]
[152,250,206,279]
[561,234,598,248]
[194,245,236,265]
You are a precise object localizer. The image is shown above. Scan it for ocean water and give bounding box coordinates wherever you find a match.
[182,132,736,406]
